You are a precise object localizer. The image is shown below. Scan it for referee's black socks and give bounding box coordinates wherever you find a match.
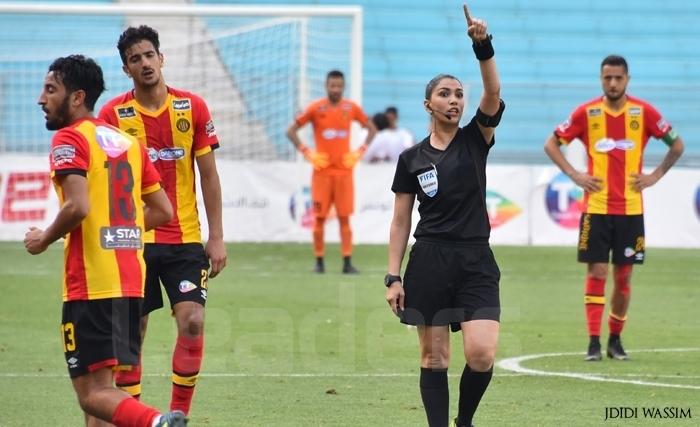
[419,367,449,427]
[456,364,493,426]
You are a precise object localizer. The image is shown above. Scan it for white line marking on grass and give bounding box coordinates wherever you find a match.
[496,348,700,390]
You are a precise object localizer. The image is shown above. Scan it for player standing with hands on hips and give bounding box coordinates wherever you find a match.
[544,55,684,361]
[386,5,504,427]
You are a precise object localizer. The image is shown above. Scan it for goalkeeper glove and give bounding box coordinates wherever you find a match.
[299,144,330,170]
[342,145,367,168]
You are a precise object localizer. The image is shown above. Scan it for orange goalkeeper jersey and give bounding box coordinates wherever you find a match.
[99,87,219,244]
[554,95,672,215]
[295,98,369,176]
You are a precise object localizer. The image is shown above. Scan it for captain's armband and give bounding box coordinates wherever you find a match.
[661,129,679,146]
[476,99,505,128]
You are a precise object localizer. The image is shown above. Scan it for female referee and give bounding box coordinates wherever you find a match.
[384,4,504,427]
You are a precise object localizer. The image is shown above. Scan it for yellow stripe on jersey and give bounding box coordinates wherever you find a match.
[624,103,644,215]
[584,295,606,305]
[194,146,212,157]
[172,372,199,388]
[169,98,201,243]
[586,105,609,214]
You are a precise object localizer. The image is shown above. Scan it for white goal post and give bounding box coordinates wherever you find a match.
[0,2,363,160]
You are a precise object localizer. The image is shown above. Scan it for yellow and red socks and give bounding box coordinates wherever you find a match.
[584,276,606,336]
[115,364,142,400]
[171,334,204,414]
[456,364,493,427]
[419,367,449,427]
[111,397,160,427]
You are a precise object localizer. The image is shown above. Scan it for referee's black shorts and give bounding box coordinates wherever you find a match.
[400,239,501,332]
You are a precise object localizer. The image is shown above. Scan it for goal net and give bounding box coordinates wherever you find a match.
[0,2,363,160]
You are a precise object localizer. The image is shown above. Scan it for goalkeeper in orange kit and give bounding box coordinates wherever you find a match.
[286,69,376,273]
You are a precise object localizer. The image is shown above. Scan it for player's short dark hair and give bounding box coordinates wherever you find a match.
[48,54,105,111]
[425,73,461,99]
[601,55,628,73]
[372,112,390,131]
[118,25,161,64]
[326,69,345,81]
[385,106,398,116]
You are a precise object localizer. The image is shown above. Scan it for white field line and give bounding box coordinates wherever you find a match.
[496,348,700,390]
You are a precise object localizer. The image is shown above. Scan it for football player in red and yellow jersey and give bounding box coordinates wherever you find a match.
[286,70,376,273]
[99,26,226,416]
[544,55,684,361]
[25,55,186,427]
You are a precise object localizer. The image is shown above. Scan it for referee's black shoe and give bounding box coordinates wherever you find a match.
[606,335,629,360]
[584,336,602,361]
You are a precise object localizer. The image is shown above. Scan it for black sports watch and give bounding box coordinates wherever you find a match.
[384,274,402,287]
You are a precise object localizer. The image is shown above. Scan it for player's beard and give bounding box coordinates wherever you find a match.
[604,88,626,103]
[44,95,71,130]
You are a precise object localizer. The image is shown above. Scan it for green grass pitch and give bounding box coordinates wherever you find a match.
[0,242,698,426]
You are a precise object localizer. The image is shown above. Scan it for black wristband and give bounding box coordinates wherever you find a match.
[384,274,402,287]
[472,34,494,61]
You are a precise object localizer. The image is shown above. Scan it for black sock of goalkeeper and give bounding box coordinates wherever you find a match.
[419,367,449,427]
[456,364,493,426]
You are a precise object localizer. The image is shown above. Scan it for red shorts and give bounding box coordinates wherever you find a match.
[311,172,354,217]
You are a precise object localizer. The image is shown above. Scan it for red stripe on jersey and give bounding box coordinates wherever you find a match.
[64,223,88,300]
[605,113,627,215]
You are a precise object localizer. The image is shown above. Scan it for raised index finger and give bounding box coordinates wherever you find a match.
[463,4,473,25]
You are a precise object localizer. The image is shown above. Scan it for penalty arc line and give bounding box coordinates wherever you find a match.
[496,347,700,390]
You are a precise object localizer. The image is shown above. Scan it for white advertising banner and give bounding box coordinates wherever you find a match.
[1,155,698,248]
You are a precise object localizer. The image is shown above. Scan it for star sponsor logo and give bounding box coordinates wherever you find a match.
[148,147,159,163]
[588,108,602,117]
[172,99,191,110]
[117,106,136,118]
[545,172,585,229]
[179,280,197,293]
[100,226,142,250]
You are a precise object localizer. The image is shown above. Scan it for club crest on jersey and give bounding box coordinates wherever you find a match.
[117,106,136,118]
[176,118,191,133]
[417,169,438,197]
[172,99,191,110]
[95,126,132,158]
[100,226,142,250]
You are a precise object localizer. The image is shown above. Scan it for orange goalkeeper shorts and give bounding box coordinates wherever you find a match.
[311,172,354,218]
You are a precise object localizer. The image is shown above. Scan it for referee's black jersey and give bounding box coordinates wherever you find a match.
[391,116,493,243]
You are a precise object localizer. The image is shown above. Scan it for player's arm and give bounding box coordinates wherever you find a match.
[286,119,329,170]
[196,151,227,278]
[630,134,684,191]
[142,188,172,231]
[465,4,504,143]
[24,174,88,255]
[385,192,414,316]
[544,134,602,193]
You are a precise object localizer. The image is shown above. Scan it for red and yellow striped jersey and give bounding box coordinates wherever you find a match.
[554,95,672,215]
[98,87,219,244]
[49,118,162,301]
[295,98,369,176]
